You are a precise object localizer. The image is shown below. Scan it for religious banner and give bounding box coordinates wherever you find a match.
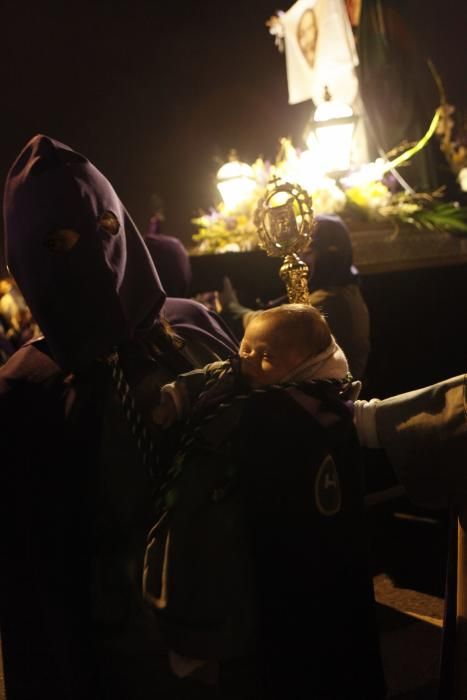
[279,0,359,106]
[345,0,362,27]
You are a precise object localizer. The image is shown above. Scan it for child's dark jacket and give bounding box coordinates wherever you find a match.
[144,361,386,699]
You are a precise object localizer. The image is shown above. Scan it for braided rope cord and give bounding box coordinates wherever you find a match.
[106,351,156,483]
[105,349,352,523]
[151,365,351,521]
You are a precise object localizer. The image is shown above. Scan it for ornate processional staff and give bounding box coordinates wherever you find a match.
[253,179,314,304]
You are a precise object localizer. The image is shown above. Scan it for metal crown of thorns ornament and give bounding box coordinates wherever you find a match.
[254,179,314,304]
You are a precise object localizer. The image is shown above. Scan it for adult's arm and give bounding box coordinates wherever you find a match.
[355,375,467,510]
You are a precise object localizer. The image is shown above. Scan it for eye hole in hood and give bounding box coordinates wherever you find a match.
[44,228,80,252]
[98,210,120,237]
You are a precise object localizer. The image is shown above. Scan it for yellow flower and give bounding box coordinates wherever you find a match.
[346,181,390,209]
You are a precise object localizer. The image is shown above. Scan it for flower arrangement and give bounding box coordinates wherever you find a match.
[191,109,467,255]
[191,205,260,254]
[191,157,273,254]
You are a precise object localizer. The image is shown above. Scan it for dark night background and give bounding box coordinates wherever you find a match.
[0,0,466,258]
[0,7,466,696]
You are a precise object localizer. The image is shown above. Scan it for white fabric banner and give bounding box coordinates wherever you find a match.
[281,0,359,106]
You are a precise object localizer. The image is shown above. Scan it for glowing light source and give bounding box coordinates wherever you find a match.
[459,167,467,193]
[217,152,257,211]
[305,87,356,175]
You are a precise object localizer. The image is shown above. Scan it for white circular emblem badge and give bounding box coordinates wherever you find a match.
[314,454,341,516]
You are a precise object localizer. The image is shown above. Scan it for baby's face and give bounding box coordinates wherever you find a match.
[239,316,308,387]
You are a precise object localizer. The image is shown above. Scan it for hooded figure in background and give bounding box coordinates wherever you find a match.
[218,214,371,380]
[143,203,193,299]
[0,134,237,700]
[146,233,192,298]
[301,214,371,381]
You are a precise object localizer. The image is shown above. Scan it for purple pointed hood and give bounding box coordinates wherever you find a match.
[143,232,192,298]
[3,135,166,371]
[305,215,359,290]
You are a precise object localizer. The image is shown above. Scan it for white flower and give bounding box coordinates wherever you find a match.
[219,243,241,253]
[458,167,467,193]
[312,179,347,214]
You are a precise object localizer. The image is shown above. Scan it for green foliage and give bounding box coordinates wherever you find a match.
[411,203,467,234]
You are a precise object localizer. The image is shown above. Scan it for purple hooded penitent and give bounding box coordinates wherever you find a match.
[306,214,359,290]
[144,232,192,298]
[3,135,166,371]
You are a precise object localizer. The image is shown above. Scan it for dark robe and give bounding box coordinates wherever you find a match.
[0,134,237,700]
[144,364,386,699]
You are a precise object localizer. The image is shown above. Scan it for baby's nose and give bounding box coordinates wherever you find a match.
[241,353,257,374]
[241,349,258,363]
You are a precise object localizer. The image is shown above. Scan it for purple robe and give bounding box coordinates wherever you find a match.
[0,134,237,700]
[163,296,237,361]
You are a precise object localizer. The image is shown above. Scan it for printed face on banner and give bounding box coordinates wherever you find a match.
[296,9,318,68]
